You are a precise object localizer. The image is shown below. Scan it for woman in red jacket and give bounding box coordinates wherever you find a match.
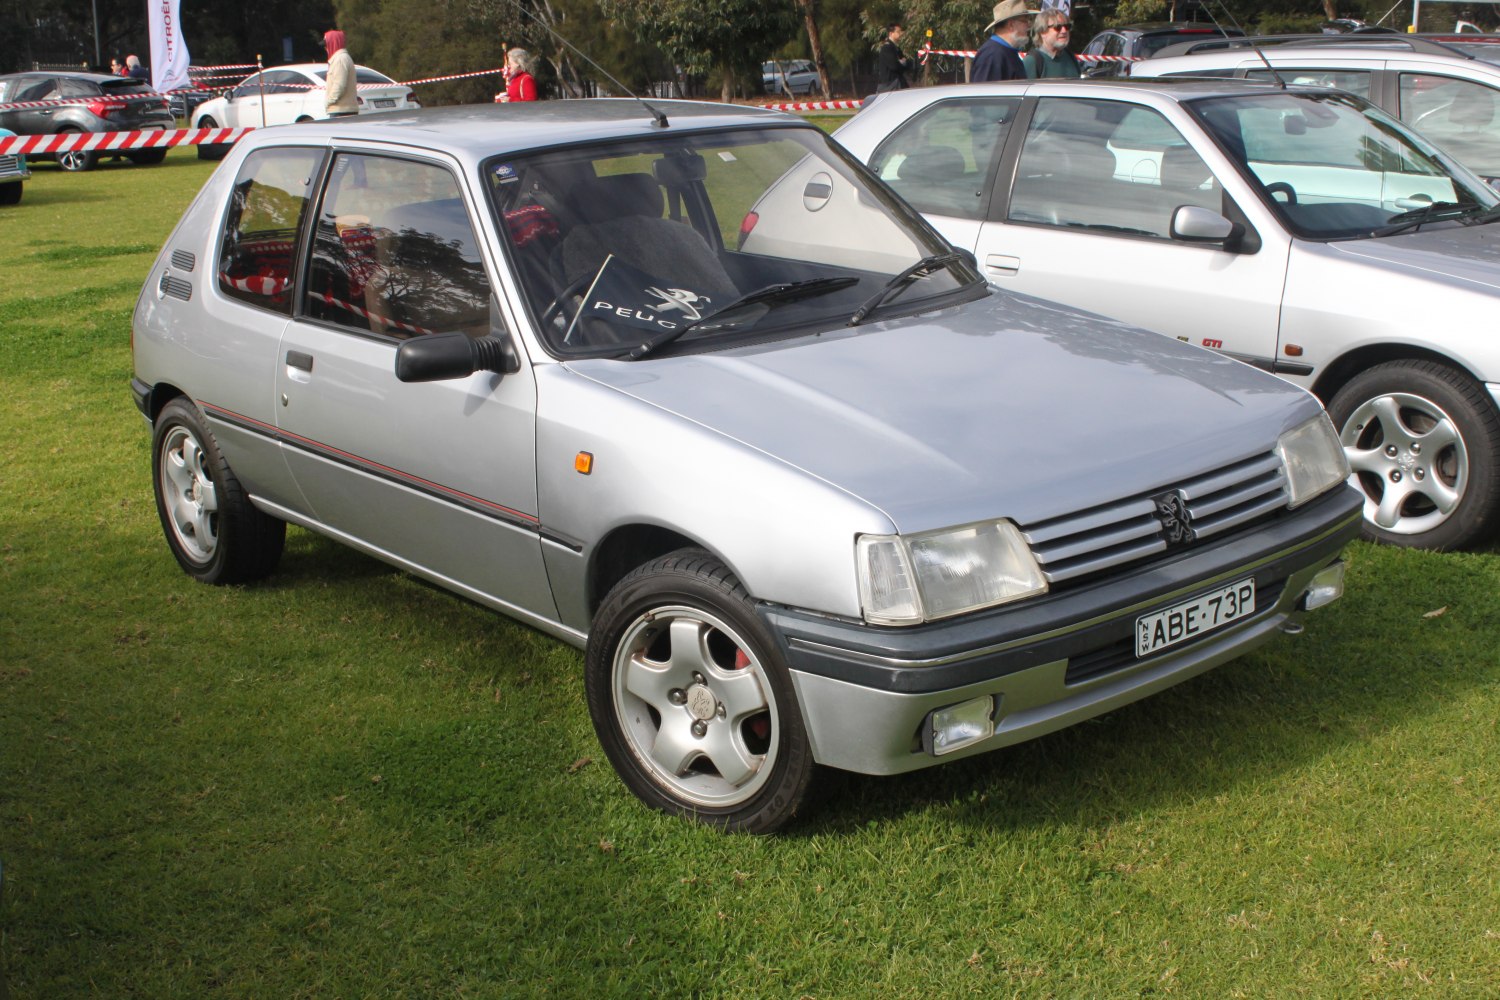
[503,48,538,102]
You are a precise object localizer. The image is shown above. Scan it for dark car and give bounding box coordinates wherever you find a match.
[0,71,175,172]
[1079,23,1245,77]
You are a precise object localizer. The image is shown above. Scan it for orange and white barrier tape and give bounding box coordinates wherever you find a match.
[760,99,864,111]
[189,63,260,73]
[0,127,251,156]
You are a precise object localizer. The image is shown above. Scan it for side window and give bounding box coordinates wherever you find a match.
[1399,74,1500,178]
[1246,67,1371,101]
[867,98,1020,220]
[218,146,324,314]
[58,79,100,98]
[230,74,262,100]
[1102,35,1126,59]
[16,78,59,102]
[1008,98,1219,239]
[304,154,493,339]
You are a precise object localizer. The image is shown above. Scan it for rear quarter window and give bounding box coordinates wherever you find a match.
[218,147,325,315]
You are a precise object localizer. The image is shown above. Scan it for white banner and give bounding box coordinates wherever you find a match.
[148,0,191,94]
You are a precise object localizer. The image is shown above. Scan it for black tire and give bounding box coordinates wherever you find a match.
[151,397,285,583]
[584,549,815,833]
[126,148,167,165]
[56,132,96,173]
[1327,359,1500,550]
[0,182,19,206]
[195,117,229,161]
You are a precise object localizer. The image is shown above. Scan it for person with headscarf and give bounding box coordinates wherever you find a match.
[322,29,357,117]
[502,48,538,102]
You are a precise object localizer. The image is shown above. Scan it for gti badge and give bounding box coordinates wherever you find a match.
[1152,489,1195,546]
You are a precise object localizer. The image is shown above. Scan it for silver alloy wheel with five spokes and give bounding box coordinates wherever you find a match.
[1339,390,1466,537]
[158,424,220,563]
[611,605,777,808]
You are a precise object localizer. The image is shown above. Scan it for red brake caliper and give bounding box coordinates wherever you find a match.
[734,649,772,741]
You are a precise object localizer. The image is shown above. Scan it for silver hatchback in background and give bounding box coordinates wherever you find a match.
[840,78,1500,549]
[131,102,1359,831]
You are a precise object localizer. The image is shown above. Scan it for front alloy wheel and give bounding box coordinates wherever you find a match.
[585,549,814,832]
[1329,359,1500,549]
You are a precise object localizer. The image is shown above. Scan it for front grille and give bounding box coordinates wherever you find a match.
[1021,451,1288,586]
[0,154,20,173]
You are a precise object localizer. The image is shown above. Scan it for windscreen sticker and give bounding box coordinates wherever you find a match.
[492,162,518,183]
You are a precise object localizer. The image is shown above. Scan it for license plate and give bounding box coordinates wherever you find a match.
[1135,578,1255,657]
[374,98,396,108]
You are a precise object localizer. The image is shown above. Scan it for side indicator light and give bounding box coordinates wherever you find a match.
[1284,344,1304,357]
[575,451,593,475]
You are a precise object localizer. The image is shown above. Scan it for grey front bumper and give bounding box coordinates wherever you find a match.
[758,486,1362,775]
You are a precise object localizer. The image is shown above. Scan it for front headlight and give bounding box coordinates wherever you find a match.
[1278,412,1350,507]
[856,519,1047,626]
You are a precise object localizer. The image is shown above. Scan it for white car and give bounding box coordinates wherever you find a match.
[838,78,1500,550]
[1136,36,1500,182]
[762,60,820,96]
[190,63,418,133]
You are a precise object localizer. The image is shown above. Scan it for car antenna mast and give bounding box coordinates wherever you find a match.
[503,0,670,127]
[1203,1,1287,89]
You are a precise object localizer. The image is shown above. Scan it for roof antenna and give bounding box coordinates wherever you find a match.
[503,0,670,127]
[1202,0,1287,89]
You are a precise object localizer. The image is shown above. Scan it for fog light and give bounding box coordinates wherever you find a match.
[924,696,995,756]
[1302,561,1345,611]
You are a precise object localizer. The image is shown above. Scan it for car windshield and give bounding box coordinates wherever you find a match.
[1188,90,1499,239]
[484,124,983,358]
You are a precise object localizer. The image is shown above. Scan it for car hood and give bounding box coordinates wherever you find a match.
[564,292,1318,532]
[1328,223,1500,292]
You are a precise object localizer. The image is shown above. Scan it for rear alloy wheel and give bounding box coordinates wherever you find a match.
[1328,360,1500,549]
[152,397,285,583]
[585,549,814,833]
[56,131,96,172]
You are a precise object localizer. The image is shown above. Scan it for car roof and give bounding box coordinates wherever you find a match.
[239,100,804,161]
[0,70,126,83]
[1109,22,1243,35]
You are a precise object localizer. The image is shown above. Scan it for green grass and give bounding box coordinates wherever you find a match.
[3,147,1500,998]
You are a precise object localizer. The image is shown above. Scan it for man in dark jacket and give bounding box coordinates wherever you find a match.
[876,24,913,92]
[971,0,1037,83]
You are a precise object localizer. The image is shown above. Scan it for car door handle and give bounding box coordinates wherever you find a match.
[985,254,1020,276]
[286,350,314,372]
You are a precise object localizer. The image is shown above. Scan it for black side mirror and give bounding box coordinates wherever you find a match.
[395,331,520,383]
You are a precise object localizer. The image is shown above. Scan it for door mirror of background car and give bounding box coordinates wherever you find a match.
[1170,205,1244,250]
[395,331,520,382]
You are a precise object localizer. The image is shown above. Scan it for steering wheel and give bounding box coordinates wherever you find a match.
[1264,181,1298,205]
[538,272,593,331]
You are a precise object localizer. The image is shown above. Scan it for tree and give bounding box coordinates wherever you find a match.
[601,0,801,102]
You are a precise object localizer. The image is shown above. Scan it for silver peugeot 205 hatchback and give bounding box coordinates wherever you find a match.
[131,101,1361,832]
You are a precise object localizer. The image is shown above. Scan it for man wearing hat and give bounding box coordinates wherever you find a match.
[972,0,1039,82]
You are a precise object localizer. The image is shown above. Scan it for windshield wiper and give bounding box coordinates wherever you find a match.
[628,276,858,359]
[1374,200,1484,236]
[846,252,969,327]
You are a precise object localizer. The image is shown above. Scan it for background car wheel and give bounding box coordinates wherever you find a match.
[126,149,167,165]
[584,549,815,833]
[151,397,285,583]
[195,117,229,160]
[1328,360,1500,549]
[56,132,96,172]
[0,182,19,206]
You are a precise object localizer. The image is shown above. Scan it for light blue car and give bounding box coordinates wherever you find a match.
[0,127,29,205]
